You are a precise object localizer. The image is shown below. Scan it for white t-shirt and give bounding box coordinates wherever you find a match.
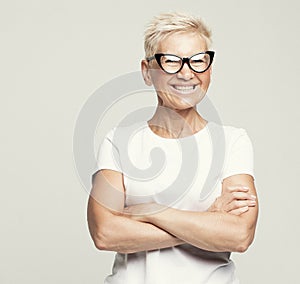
[96,121,254,284]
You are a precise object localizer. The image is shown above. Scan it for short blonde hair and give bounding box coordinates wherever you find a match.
[144,12,212,58]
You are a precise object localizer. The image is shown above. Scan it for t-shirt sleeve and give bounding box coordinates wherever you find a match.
[95,129,122,174]
[221,129,254,180]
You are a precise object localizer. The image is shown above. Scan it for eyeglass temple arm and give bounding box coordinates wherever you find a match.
[146,56,155,62]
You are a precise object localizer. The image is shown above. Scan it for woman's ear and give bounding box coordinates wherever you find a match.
[141,60,153,86]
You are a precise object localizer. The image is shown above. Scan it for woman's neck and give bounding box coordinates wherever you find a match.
[148,106,207,138]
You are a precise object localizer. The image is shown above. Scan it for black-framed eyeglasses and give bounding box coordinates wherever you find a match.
[146,51,215,74]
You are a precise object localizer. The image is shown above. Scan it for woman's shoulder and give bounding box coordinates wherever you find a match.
[101,122,149,141]
[208,121,248,136]
[207,121,251,147]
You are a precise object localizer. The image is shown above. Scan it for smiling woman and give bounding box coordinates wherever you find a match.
[143,31,212,115]
[87,11,258,284]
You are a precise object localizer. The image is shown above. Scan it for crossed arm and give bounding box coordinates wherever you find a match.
[87,169,258,254]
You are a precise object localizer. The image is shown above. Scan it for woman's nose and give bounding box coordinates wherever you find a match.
[176,63,194,80]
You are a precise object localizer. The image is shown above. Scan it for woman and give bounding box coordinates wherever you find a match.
[88,12,258,284]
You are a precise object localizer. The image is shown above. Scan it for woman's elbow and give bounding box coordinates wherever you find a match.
[91,225,129,253]
[235,241,250,253]
[94,236,109,251]
[235,227,255,253]
[87,211,117,251]
[91,227,110,251]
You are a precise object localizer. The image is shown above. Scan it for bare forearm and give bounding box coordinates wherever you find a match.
[146,208,255,252]
[88,201,184,254]
[104,215,184,253]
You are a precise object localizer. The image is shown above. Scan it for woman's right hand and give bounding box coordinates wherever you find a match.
[208,185,257,215]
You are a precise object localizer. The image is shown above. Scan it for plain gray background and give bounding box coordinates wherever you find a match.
[1,0,299,283]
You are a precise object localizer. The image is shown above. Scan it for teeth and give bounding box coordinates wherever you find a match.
[174,85,194,90]
[173,85,195,92]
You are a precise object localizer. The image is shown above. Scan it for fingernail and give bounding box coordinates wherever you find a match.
[241,206,249,212]
[249,200,256,205]
[242,186,250,190]
[251,195,257,200]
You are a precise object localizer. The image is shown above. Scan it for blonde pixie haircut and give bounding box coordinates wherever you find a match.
[144,12,212,58]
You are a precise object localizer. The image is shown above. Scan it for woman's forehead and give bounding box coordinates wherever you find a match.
[157,32,208,55]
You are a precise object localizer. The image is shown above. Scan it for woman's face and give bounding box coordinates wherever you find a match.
[142,31,212,111]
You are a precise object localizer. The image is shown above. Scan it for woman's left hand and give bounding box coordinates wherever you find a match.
[208,184,256,215]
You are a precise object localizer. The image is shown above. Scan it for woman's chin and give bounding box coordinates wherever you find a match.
[173,94,205,110]
[166,100,199,111]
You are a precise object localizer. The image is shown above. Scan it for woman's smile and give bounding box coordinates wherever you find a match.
[170,84,198,95]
